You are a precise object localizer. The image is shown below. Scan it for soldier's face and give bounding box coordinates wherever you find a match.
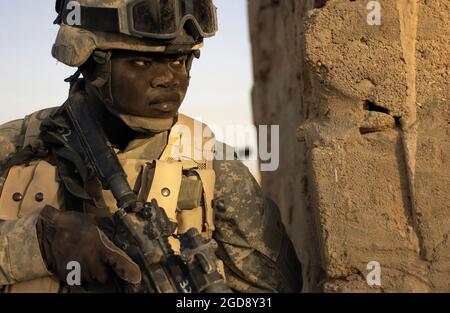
[109,51,190,119]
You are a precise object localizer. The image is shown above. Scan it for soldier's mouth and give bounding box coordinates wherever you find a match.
[150,101,180,113]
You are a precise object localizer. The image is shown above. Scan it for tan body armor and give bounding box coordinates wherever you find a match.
[0,111,219,293]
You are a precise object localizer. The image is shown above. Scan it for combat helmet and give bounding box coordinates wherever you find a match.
[51,0,218,133]
[52,0,218,67]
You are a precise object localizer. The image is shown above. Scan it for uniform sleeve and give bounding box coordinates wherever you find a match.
[0,119,53,287]
[212,159,303,293]
[0,211,52,286]
[0,119,25,163]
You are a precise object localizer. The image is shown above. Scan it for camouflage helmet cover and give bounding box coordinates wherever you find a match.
[52,0,208,67]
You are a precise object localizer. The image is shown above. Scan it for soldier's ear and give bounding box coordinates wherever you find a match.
[186,50,200,81]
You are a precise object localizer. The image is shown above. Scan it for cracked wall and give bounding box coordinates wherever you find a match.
[249,0,449,292]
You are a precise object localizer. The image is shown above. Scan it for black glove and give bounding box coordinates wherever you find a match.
[36,205,142,285]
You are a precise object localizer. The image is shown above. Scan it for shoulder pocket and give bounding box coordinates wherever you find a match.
[0,161,62,220]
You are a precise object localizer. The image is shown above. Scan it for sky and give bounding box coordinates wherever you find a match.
[0,0,254,133]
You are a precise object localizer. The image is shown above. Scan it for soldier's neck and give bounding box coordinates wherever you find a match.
[85,92,139,151]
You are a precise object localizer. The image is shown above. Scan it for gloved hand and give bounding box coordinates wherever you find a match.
[36,205,142,285]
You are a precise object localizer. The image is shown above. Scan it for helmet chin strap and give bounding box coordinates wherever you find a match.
[90,50,114,106]
[76,49,200,134]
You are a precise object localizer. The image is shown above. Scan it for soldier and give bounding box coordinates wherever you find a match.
[0,0,302,293]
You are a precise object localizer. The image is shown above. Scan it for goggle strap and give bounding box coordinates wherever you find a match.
[60,6,120,33]
[58,3,216,39]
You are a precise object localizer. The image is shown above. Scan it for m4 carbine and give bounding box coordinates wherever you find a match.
[58,98,231,293]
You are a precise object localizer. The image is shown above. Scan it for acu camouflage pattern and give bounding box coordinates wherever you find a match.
[213,159,302,292]
[0,120,24,163]
[0,111,302,293]
[0,210,51,288]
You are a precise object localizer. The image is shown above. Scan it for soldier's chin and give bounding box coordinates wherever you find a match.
[152,110,180,119]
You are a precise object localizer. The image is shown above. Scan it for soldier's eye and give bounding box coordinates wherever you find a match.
[170,60,184,69]
[133,60,151,67]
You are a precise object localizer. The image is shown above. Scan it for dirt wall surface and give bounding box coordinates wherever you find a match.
[249,0,449,292]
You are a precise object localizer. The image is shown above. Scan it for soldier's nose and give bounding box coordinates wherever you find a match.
[151,67,178,89]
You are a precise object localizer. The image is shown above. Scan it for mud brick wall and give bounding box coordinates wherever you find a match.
[249,0,449,292]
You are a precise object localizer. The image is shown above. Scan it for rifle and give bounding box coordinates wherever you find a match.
[58,98,231,293]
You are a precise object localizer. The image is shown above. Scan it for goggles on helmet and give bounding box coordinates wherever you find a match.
[58,0,218,40]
